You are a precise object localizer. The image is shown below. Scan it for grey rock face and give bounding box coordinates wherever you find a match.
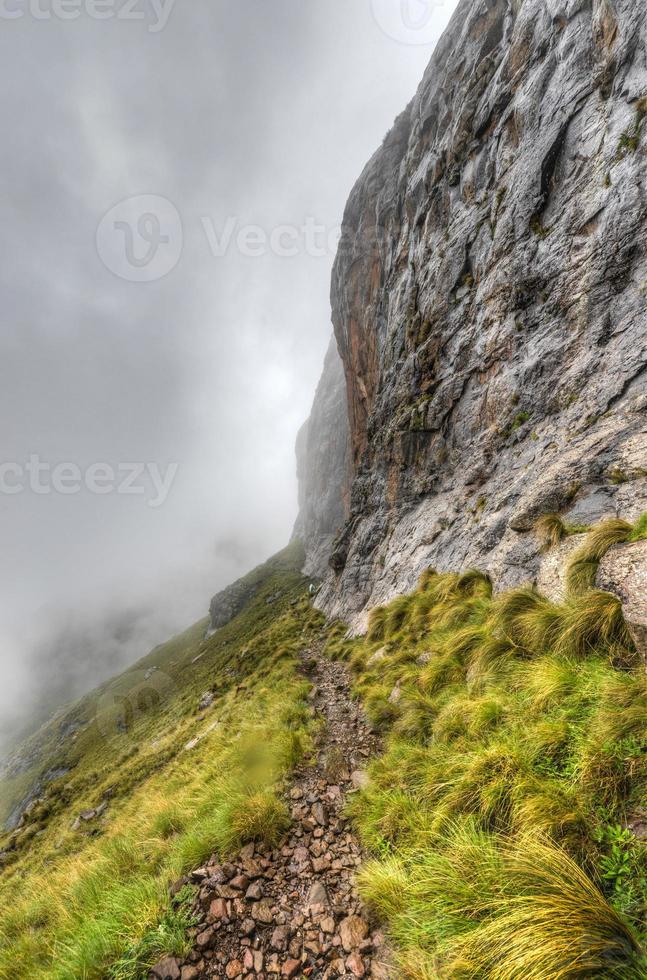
[597,540,647,660]
[301,0,647,628]
[536,534,586,603]
[209,578,260,632]
[293,337,350,578]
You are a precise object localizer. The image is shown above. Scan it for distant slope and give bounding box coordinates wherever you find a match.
[0,541,322,978]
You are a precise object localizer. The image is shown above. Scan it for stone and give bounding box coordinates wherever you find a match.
[366,647,387,668]
[281,959,302,978]
[197,691,215,711]
[346,952,366,977]
[209,898,229,920]
[196,927,215,949]
[180,968,199,980]
[240,917,256,937]
[339,916,369,953]
[311,802,328,826]
[536,535,586,602]
[351,771,369,790]
[239,842,255,861]
[271,925,290,951]
[387,683,401,705]
[307,881,329,908]
[150,956,181,980]
[229,874,250,891]
[253,900,274,924]
[312,855,331,873]
[225,960,243,979]
[597,540,647,660]
[245,880,264,901]
[295,0,647,631]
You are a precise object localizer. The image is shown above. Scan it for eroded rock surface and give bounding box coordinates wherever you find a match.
[536,534,586,603]
[597,539,647,659]
[297,0,647,628]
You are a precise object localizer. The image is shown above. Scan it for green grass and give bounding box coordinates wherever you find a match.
[4,513,647,980]
[326,517,647,977]
[0,542,322,979]
[630,513,647,542]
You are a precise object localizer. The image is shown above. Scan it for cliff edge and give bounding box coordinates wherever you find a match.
[298,0,647,629]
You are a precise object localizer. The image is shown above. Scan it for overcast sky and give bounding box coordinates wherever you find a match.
[0,0,458,743]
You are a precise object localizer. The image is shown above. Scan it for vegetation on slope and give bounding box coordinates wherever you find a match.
[325,516,647,978]
[3,513,647,979]
[0,542,323,980]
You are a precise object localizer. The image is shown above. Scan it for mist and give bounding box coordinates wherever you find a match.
[0,0,458,752]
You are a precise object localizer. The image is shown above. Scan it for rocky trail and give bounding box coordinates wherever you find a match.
[151,646,389,980]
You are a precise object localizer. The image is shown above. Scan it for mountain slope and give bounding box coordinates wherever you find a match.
[0,543,321,978]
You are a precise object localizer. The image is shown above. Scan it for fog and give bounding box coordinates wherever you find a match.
[0,0,458,751]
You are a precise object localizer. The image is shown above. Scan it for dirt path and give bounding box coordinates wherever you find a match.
[151,645,389,979]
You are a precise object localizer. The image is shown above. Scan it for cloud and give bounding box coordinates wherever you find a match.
[0,0,457,749]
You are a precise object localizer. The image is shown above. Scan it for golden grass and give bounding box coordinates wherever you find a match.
[330,516,647,976]
[535,513,567,551]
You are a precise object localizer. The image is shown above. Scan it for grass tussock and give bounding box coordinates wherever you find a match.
[331,516,647,977]
[535,512,566,551]
[565,518,634,595]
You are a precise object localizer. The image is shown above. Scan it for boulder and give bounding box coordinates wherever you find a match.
[597,540,647,661]
[536,535,587,602]
[150,957,181,980]
[339,915,369,952]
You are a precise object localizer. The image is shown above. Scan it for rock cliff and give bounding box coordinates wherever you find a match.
[298,0,647,629]
[293,337,350,578]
